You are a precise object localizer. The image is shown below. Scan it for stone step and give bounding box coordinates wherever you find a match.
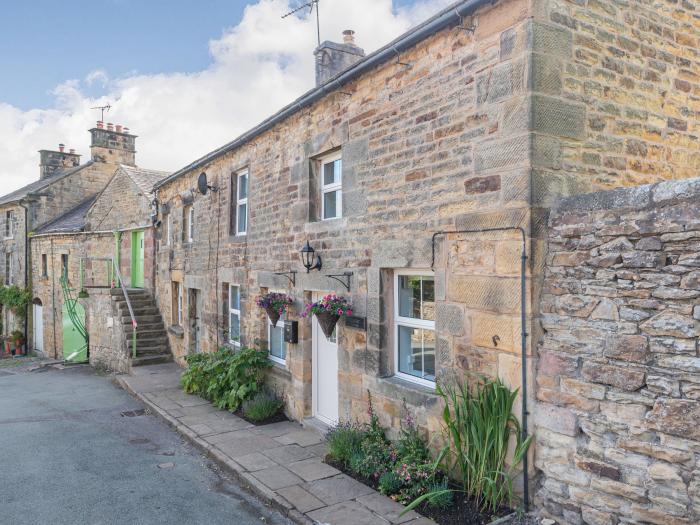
[123,328,167,338]
[127,336,168,349]
[121,314,161,324]
[111,289,151,298]
[117,305,160,316]
[123,323,165,333]
[112,298,155,308]
[132,345,170,356]
[131,354,173,367]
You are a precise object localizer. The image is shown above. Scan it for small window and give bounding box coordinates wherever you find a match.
[60,254,69,281]
[172,282,182,326]
[183,205,194,243]
[4,211,14,239]
[164,213,171,247]
[4,252,11,285]
[41,254,48,278]
[394,272,436,386]
[236,170,248,236]
[321,153,342,220]
[228,285,241,346]
[268,315,287,365]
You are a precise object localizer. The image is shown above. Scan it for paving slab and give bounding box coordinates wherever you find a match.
[357,493,422,524]
[287,457,341,482]
[262,444,316,465]
[235,452,279,472]
[252,465,305,490]
[303,473,376,505]
[308,500,390,525]
[251,420,303,437]
[275,429,324,447]
[276,485,326,513]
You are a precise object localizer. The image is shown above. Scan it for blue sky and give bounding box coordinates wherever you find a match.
[0,0,451,193]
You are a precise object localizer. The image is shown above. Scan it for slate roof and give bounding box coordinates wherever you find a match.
[35,195,98,235]
[118,165,169,198]
[0,161,94,207]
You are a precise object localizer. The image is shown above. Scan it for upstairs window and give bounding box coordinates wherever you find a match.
[4,211,14,239]
[164,213,171,247]
[172,281,183,326]
[321,152,342,220]
[230,169,249,236]
[4,252,11,285]
[228,285,241,346]
[41,254,48,278]
[394,271,435,386]
[60,254,69,281]
[183,205,194,243]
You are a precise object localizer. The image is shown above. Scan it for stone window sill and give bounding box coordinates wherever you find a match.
[227,234,248,244]
[376,375,440,407]
[167,325,184,338]
[304,217,348,234]
[268,361,292,380]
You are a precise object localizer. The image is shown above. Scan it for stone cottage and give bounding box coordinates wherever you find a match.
[0,123,137,347]
[30,161,170,370]
[149,0,699,506]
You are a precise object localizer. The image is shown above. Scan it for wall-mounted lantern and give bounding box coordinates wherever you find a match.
[300,240,322,273]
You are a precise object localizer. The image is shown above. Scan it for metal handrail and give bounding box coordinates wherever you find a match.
[112,259,138,358]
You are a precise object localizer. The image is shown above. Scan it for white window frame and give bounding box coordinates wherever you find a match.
[165,213,171,246]
[4,211,14,239]
[228,284,241,347]
[4,252,11,285]
[267,314,287,365]
[320,152,342,220]
[236,169,248,236]
[187,206,195,243]
[393,269,436,388]
[173,282,183,326]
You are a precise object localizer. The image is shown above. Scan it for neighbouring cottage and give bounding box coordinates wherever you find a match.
[30,158,170,371]
[147,0,699,515]
[0,123,137,347]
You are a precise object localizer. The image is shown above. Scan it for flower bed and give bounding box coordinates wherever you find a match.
[323,379,530,525]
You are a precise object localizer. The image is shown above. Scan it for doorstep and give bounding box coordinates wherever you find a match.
[117,363,435,525]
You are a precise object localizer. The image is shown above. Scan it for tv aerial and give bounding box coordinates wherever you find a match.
[282,0,320,46]
[90,104,112,122]
[197,172,218,195]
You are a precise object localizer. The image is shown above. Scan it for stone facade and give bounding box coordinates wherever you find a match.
[536,178,700,524]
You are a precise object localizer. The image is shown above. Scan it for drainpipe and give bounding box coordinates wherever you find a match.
[431,226,530,511]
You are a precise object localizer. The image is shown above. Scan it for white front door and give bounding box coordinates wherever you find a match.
[312,293,339,425]
[33,304,44,354]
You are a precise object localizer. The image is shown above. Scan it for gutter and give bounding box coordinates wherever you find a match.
[154,0,496,190]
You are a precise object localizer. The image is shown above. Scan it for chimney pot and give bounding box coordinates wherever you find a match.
[107,122,114,131]
[343,30,355,45]
[96,120,104,129]
[115,124,123,133]
[69,149,75,154]
[58,144,65,153]
[123,127,130,134]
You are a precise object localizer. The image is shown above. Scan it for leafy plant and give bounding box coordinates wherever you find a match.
[403,375,532,515]
[326,420,366,465]
[301,294,353,318]
[351,435,397,480]
[242,391,284,422]
[396,399,430,465]
[10,330,25,346]
[378,471,403,496]
[181,347,272,412]
[426,478,453,509]
[0,286,31,317]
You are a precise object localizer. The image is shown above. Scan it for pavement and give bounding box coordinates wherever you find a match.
[0,362,292,525]
[118,363,437,525]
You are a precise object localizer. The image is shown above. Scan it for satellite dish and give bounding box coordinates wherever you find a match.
[196,172,218,195]
[197,172,209,195]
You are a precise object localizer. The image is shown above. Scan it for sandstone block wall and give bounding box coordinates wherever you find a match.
[536,178,700,524]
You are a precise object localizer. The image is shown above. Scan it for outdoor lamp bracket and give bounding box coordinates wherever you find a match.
[300,240,322,273]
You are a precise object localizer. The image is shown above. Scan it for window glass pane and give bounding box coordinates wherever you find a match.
[269,323,286,360]
[422,278,435,321]
[398,276,421,318]
[238,173,248,199]
[323,159,340,185]
[229,312,240,342]
[230,286,240,310]
[398,325,435,381]
[237,203,247,233]
[323,190,337,219]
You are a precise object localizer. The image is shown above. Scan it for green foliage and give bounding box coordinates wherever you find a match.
[326,420,365,465]
[390,462,436,505]
[426,478,453,509]
[378,471,403,496]
[396,400,430,465]
[10,330,25,345]
[411,375,532,514]
[0,286,31,317]
[242,391,284,422]
[352,435,397,480]
[181,347,272,412]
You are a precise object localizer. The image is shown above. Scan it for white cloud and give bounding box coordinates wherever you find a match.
[0,0,453,194]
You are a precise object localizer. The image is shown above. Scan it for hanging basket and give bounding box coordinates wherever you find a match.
[266,306,281,328]
[315,312,340,339]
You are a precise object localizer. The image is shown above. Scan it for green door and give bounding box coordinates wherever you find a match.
[62,300,87,362]
[131,230,145,288]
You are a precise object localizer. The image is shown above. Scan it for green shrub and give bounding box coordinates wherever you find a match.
[242,391,284,422]
[351,436,397,480]
[396,401,430,465]
[426,479,453,509]
[378,471,403,496]
[181,347,271,411]
[392,463,435,505]
[326,421,366,465]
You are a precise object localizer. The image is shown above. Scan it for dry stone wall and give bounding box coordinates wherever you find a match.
[536,178,700,525]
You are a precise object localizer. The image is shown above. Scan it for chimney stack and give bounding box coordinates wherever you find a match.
[90,122,137,166]
[314,29,365,87]
[38,146,81,180]
[58,143,65,153]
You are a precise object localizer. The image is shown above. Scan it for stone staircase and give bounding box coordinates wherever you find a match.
[110,288,172,367]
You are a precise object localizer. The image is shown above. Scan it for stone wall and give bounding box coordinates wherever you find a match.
[533,0,700,193]
[536,178,700,524]
[154,0,536,439]
[0,203,26,336]
[87,288,129,373]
